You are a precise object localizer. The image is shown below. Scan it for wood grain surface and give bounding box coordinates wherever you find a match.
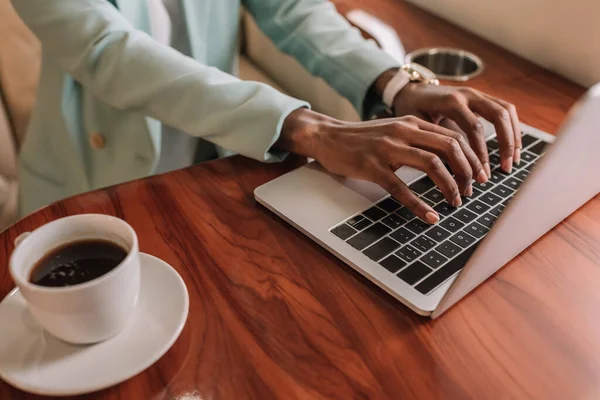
[2,0,599,399]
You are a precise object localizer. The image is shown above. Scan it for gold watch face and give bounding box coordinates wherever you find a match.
[402,64,440,86]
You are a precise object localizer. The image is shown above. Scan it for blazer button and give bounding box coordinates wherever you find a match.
[90,132,106,149]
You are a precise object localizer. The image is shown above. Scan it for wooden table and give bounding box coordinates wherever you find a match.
[2,1,599,399]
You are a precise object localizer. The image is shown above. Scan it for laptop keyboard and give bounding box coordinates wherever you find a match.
[330,133,549,295]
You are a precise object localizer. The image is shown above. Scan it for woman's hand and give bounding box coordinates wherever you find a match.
[277,109,489,224]
[391,83,522,177]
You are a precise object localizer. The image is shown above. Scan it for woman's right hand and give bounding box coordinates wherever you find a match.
[277,109,489,224]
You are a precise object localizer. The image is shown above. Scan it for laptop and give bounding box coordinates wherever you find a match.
[254,84,600,318]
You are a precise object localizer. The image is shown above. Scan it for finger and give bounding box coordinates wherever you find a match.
[469,95,515,173]
[415,119,488,185]
[444,103,491,178]
[438,118,465,135]
[406,129,474,195]
[484,95,522,164]
[388,145,462,208]
[376,169,440,224]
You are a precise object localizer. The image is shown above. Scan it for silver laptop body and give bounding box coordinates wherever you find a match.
[255,84,600,317]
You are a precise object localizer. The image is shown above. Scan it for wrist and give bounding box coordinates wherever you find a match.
[372,68,400,99]
[276,108,337,159]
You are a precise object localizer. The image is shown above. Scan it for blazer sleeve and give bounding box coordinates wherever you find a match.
[11,0,309,162]
[243,0,401,119]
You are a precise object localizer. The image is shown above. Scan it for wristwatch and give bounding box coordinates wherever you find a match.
[382,64,440,109]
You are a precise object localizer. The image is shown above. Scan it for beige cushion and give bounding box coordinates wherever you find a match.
[242,13,360,122]
[0,0,40,147]
[238,56,288,95]
[0,93,19,231]
[0,0,41,230]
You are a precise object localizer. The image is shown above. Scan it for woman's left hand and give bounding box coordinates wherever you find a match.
[391,83,522,177]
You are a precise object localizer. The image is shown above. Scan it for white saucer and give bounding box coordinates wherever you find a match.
[0,253,189,396]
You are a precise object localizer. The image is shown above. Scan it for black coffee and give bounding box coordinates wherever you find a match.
[30,239,127,287]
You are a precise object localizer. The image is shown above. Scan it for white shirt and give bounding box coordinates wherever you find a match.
[149,0,213,174]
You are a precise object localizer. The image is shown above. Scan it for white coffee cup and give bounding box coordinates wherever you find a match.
[9,214,141,344]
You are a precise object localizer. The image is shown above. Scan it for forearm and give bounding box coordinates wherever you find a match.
[13,0,309,161]
[371,68,401,100]
[244,0,400,117]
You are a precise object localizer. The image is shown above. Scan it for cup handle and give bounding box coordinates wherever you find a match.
[14,232,31,247]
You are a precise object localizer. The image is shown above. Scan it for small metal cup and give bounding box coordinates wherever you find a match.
[405,47,484,81]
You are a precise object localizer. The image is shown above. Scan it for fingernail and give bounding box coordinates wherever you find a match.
[464,185,473,196]
[452,195,462,208]
[514,148,521,165]
[484,162,491,178]
[425,211,440,224]
[502,157,513,174]
[477,168,490,183]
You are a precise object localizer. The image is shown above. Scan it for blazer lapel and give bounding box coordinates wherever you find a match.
[116,0,161,160]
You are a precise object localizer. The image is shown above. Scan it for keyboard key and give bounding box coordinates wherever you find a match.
[454,209,478,224]
[434,201,455,217]
[440,217,465,233]
[479,192,503,206]
[515,170,529,181]
[513,158,529,170]
[422,251,448,269]
[471,188,483,199]
[347,223,391,250]
[489,153,501,168]
[377,197,401,213]
[353,218,372,231]
[477,213,497,228]
[502,197,512,206]
[495,167,512,177]
[390,227,415,244]
[415,244,479,294]
[410,177,436,194]
[503,177,522,190]
[405,219,431,234]
[436,240,461,258]
[379,255,407,273]
[411,236,437,252]
[331,224,357,240]
[521,151,538,163]
[363,206,387,221]
[421,198,436,207]
[346,215,365,228]
[397,261,432,285]
[465,222,489,238]
[396,207,415,221]
[528,141,548,155]
[472,180,495,192]
[381,213,406,229]
[521,134,538,149]
[424,189,444,204]
[466,200,490,214]
[491,184,514,198]
[489,203,506,217]
[363,237,402,261]
[396,245,422,263]
[488,170,505,184]
[425,226,452,242]
[487,138,499,151]
[450,231,476,248]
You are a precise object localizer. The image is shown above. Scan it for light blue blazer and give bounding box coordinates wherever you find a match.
[13,0,399,215]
